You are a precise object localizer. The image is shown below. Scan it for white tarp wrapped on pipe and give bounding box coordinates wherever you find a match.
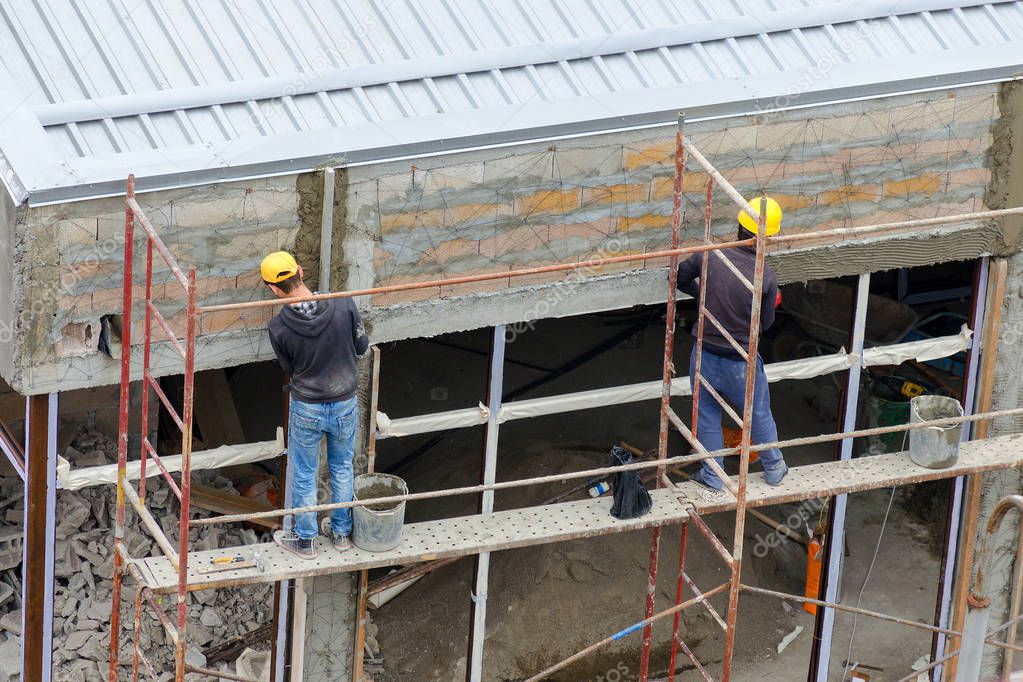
[863,325,972,366]
[57,429,284,490]
[377,329,971,439]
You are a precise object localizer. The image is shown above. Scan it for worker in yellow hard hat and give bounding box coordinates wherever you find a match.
[260,251,370,560]
[675,196,788,491]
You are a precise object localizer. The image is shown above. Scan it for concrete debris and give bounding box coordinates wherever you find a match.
[0,611,18,637]
[776,625,804,654]
[0,428,275,678]
[0,633,19,682]
[235,647,271,681]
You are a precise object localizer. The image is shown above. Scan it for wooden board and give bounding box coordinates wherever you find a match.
[131,433,1023,593]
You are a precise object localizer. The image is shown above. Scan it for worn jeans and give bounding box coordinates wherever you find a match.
[689,346,785,489]
[287,397,357,540]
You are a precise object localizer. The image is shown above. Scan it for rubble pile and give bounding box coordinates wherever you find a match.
[0,428,274,681]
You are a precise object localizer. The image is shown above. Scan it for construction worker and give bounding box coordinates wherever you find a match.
[676,196,788,491]
[261,251,369,559]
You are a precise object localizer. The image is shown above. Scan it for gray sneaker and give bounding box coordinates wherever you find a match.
[321,517,352,552]
[273,530,316,560]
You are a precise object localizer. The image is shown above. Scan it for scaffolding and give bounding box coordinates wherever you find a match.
[108,115,1023,682]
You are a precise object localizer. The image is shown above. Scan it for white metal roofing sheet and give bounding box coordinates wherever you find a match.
[0,0,1021,204]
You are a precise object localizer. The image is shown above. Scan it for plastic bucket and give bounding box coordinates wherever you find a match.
[865,384,911,454]
[352,473,408,552]
[908,395,963,469]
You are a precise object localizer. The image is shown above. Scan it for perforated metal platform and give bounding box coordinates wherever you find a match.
[132,433,1023,593]
[133,488,689,593]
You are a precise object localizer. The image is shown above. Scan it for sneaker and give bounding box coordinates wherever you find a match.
[273,530,317,560]
[321,517,352,552]
[763,462,789,486]
[689,467,723,492]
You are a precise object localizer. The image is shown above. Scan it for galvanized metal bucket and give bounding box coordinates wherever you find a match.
[352,473,408,552]
[908,395,963,469]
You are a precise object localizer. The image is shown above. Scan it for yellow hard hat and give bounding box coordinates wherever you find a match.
[261,251,299,283]
[738,196,782,236]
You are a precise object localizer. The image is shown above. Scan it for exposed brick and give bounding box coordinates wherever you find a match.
[479,225,551,259]
[199,306,272,336]
[446,202,499,226]
[419,238,480,264]
[650,172,710,201]
[884,173,945,197]
[90,288,122,313]
[440,266,512,298]
[618,214,672,233]
[547,218,616,246]
[947,166,991,189]
[514,188,581,217]
[624,140,674,171]
[580,183,648,207]
[818,184,883,206]
[379,207,445,232]
[371,273,446,306]
[770,193,815,212]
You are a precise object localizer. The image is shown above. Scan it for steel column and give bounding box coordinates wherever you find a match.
[466,325,506,682]
[812,272,870,680]
[319,168,335,292]
[930,257,987,680]
[21,393,56,682]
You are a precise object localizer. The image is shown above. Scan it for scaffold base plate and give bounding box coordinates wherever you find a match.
[132,433,1023,593]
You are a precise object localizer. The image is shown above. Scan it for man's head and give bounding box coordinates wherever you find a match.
[261,251,304,298]
[737,196,782,239]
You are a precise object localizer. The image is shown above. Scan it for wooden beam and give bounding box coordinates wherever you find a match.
[190,483,280,530]
[22,394,55,681]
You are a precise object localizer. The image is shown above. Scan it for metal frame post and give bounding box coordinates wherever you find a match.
[110,175,136,681]
[21,393,56,682]
[639,113,686,682]
[720,197,770,681]
[812,272,870,680]
[930,257,987,680]
[467,325,506,682]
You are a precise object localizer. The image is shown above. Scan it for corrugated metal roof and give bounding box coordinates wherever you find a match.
[0,0,1021,204]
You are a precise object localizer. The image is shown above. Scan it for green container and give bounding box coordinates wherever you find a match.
[866,383,911,454]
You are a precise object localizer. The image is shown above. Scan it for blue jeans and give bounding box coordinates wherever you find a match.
[689,346,785,488]
[287,397,357,540]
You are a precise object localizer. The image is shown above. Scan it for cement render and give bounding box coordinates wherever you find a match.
[978,251,1023,676]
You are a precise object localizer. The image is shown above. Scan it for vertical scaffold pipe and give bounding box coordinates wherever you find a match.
[110,174,136,682]
[175,268,198,680]
[721,197,769,680]
[640,113,686,682]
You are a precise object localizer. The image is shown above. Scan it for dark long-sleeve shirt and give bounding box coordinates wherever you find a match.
[676,245,778,357]
[268,298,370,404]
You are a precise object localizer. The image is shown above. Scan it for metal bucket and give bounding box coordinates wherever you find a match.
[908,395,963,469]
[352,473,408,552]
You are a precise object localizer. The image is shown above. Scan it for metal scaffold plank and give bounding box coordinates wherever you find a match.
[130,434,1023,594]
[136,489,689,593]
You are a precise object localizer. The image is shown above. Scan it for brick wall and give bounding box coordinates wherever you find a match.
[350,89,995,306]
[0,87,1003,393]
[10,177,299,392]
